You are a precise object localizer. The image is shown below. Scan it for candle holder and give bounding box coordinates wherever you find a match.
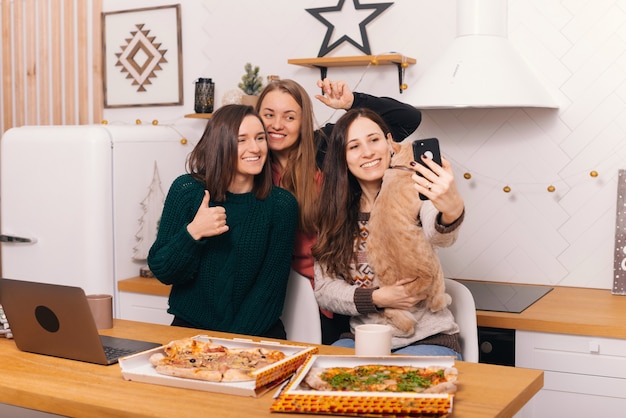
[194,78,214,113]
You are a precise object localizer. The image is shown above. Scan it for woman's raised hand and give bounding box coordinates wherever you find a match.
[314,79,355,110]
[411,156,465,224]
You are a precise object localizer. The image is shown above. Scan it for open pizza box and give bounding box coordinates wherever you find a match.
[270,355,456,417]
[118,334,318,397]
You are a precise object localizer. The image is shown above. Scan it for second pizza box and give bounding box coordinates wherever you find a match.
[118,334,317,397]
[271,355,457,417]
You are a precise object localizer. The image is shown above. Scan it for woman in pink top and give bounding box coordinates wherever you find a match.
[256,79,422,344]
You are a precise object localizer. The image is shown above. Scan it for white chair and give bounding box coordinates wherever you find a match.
[281,269,322,344]
[445,278,479,362]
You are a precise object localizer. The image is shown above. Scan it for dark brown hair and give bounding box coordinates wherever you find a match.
[187,104,272,202]
[312,108,392,280]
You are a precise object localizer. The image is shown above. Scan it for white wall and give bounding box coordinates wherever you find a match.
[102,0,626,290]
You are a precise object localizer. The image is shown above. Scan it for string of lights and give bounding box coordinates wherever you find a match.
[100,61,602,196]
[100,118,191,146]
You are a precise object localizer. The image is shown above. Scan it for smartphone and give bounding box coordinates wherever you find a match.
[412,138,442,200]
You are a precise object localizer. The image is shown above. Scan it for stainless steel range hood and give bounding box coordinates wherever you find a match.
[407,0,558,109]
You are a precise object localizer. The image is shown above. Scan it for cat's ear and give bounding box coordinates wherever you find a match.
[388,139,401,156]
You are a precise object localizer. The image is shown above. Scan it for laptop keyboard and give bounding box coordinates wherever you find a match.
[103,345,137,361]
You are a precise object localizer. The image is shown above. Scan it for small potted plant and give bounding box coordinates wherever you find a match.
[238,62,263,106]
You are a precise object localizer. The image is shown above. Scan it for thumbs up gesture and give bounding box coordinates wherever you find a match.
[186,191,229,240]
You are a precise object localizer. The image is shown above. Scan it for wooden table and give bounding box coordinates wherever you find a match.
[0,319,542,418]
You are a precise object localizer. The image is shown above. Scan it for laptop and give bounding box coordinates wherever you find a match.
[0,278,161,365]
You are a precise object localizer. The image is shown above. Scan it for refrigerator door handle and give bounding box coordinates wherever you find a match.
[0,234,37,244]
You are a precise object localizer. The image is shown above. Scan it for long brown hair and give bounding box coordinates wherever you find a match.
[256,79,319,234]
[187,104,272,202]
[312,108,392,280]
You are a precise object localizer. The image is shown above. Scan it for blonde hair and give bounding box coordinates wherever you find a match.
[256,79,319,234]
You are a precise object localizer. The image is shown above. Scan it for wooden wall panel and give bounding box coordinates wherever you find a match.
[77,0,89,124]
[50,0,62,124]
[25,0,37,126]
[1,1,13,131]
[37,0,50,125]
[0,0,102,134]
[13,2,24,127]
[92,0,102,122]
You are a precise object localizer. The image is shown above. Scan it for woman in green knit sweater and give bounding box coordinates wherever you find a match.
[147,105,298,339]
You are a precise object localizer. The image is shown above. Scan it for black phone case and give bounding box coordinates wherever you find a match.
[412,138,442,200]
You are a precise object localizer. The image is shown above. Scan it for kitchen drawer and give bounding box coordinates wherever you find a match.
[516,330,626,417]
[516,330,626,379]
[520,370,626,417]
[118,291,173,325]
[543,369,626,398]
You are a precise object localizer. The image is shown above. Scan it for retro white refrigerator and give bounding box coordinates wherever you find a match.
[0,124,192,317]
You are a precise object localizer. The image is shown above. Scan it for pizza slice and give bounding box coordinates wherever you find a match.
[149,338,287,382]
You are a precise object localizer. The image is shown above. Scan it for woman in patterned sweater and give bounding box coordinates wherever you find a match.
[148,105,298,339]
[312,108,465,357]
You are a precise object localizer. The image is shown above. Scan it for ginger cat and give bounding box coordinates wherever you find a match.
[367,141,450,336]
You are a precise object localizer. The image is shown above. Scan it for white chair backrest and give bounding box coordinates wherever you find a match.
[281,269,322,344]
[281,273,477,355]
[445,278,479,362]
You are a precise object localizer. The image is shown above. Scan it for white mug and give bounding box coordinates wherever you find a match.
[354,324,392,356]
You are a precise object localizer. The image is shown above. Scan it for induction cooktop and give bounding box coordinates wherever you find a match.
[454,280,553,314]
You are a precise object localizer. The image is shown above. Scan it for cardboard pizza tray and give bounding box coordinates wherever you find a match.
[118,334,318,397]
[270,355,456,417]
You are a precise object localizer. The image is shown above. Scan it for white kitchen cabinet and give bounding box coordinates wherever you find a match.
[1,125,190,317]
[515,330,626,417]
[118,291,173,325]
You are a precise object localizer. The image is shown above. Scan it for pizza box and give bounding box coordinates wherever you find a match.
[118,334,318,397]
[270,355,456,417]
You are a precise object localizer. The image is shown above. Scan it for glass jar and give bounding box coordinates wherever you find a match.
[194,78,214,113]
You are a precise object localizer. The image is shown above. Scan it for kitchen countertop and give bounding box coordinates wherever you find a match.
[474,284,626,338]
[119,276,171,296]
[118,277,626,339]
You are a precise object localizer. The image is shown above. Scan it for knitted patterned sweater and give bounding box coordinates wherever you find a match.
[147,174,298,336]
[314,201,464,350]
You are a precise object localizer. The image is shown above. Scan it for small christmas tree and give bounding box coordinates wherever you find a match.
[238,63,263,95]
[133,162,165,261]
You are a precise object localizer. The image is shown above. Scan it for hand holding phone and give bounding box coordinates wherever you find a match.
[412,138,442,200]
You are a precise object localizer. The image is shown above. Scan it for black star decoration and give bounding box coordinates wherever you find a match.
[306,0,393,57]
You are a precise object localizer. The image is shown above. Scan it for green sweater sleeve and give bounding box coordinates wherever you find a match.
[147,175,208,285]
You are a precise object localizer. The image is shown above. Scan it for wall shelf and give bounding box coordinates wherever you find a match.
[288,54,416,93]
[184,113,212,119]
